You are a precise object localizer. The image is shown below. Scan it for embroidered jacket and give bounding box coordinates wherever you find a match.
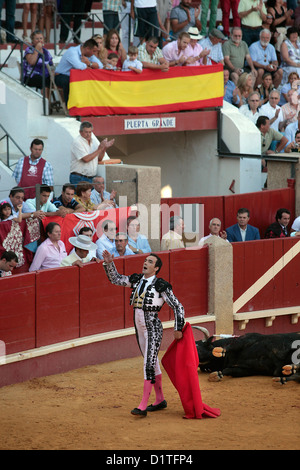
[103,261,185,331]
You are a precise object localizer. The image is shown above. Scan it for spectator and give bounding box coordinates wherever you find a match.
[127,215,151,253]
[162,31,191,65]
[255,72,275,105]
[12,138,54,200]
[103,28,127,69]
[25,184,62,216]
[249,29,283,88]
[198,218,228,245]
[20,1,41,42]
[0,251,18,277]
[266,0,294,30]
[59,0,86,44]
[285,129,300,152]
[264,208,291,238]
[290,212,300,236]
[120,0,133,52]
[223,27,257,85]
[92,34,107,63]
[0,201,22,222]
[90,176,118,208]
[29,222,67,271]
[224,68,241,106]
[22,30,53,97]
[238,0,267,46]
[69,227,97,260]
[1,187,44,221]
[38,0,56,43]
[278,88,300,131]
[70,121,114,186]
[55,39,103,105]
[256,116,288,158]
[74,181,115,211]
[161,215,185,250]
[284,110,300,144]
[105,52,120,70]
[138,36,170,71]
[279,71,300,106]
[53,183,85,216]
[260,89,282,130]
[96,219,117,259]
[199,28,225,65]
[102,0,121,35]
[280,26,300,85]
[170,0,201,39]
[122,45,143,72]
[200,0,218,36]
[220,0,241,38]
[237,72,254,105]
[113,232,135,257]
[0,0,16,43]
[226,208,260,242]
[185,27,210,66]
[131,0,160,42]
[61,234,98,267]
[239,90,262,123]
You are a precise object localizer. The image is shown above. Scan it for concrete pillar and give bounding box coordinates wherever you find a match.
[99,164,161,251]
[204,236,234,335]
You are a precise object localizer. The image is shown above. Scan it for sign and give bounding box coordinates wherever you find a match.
[124,117,176,131]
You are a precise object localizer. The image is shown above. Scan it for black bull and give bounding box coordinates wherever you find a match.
[193,327,300,384]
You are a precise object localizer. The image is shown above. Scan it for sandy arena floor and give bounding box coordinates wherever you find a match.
[0,354,299,451]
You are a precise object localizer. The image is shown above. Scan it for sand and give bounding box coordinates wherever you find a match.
[0,355,299,451]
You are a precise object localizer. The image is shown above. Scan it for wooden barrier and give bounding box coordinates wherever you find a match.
[162,187,296,240]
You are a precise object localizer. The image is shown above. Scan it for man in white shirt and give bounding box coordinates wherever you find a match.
[70,121,114,186]
[260,89,282,131]
[199,218,228,246]
[161,216,185,250]
[90,176,118,208]
[61,234,98,268]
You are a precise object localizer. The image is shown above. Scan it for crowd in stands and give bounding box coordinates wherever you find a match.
[3,0,300,155]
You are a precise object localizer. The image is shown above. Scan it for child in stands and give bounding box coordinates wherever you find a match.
[122,46,143,73]
[105,52,120,70]
[0,201,22,222]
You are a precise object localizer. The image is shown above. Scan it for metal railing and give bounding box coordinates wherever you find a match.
[0,122,26,169]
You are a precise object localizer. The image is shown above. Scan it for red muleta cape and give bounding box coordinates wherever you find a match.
[162,322,221,419]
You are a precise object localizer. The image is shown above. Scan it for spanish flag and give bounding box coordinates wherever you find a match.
[68,65,224,116]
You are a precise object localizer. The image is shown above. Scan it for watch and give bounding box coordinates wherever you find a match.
[30,213,34,218]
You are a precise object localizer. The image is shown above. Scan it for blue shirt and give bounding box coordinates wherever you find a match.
[127,234,151,253]
[96,233,116,259]
[55,45,103,76]
[111,245,135,257]
[122,58,143,71]
[224,79,240,106]
[248,41,277,66]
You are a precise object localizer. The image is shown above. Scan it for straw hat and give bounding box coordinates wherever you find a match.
[69,234,97,251]
[187,27,203,40]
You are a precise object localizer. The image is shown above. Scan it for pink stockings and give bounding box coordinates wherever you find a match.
[138,374,165,410]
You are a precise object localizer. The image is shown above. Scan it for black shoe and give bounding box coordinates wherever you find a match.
[146,400,167,412]
[131,407,147,416]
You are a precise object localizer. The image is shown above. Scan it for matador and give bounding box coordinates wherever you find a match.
[102,250,185,417]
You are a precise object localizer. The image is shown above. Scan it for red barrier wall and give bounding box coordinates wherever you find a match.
[0,273,36,354]
[233,238,300,313]
[36,267,80,348]
[0,249,209,356]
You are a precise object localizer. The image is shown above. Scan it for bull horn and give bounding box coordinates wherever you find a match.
[192,326,210,340]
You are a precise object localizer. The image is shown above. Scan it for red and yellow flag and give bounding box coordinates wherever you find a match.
[68,64,224,116]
